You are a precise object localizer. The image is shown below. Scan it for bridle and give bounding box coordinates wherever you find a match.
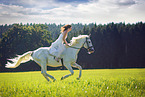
[67,37,92,50]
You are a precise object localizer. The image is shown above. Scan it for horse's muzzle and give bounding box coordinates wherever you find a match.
[88,47,95,54]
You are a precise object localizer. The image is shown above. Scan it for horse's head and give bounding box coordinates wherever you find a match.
[70,35,94,54]
[83,35,95,54]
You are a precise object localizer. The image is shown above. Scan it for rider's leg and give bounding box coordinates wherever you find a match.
[55,45,64,62]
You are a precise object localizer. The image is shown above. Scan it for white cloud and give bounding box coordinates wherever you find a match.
[0,0,145,25]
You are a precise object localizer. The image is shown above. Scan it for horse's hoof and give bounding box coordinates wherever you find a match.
[76,77,80,80]
[61,77,64,80]
[53,79,56,82]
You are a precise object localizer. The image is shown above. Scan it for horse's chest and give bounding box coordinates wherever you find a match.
[64,55,77,63]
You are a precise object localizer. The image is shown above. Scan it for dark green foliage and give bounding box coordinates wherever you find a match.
[83,22,145,69]
[0,23,52,71]
[0,22,145,71]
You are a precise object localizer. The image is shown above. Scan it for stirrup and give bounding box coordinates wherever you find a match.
[55,57,61,62]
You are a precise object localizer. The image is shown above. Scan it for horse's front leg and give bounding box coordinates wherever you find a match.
[41,63,56,82]
[72,63,82,80]
[61,64,74,80]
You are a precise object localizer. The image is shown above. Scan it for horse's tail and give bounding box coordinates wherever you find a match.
[5,51,33,68]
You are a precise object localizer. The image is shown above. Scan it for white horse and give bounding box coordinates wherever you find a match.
[5,35,94,82]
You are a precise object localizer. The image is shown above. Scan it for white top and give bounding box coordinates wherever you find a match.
[49,33,66,57]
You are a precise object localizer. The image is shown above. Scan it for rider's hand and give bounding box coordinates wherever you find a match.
[65,43,70,46]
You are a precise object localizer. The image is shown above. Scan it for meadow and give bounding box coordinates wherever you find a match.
[0,69,145,97]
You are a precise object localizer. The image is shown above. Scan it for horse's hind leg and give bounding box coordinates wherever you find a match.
[41,71,50,82]
[41,63,56,82]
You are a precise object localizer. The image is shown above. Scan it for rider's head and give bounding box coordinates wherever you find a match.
[61,24,72,33]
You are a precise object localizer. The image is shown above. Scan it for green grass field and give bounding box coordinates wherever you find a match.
[0,69,145,97]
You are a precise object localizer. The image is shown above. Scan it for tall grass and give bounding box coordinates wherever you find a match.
[0,69,145,97]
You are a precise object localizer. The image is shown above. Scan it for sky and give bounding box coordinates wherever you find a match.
[0,0,145,25]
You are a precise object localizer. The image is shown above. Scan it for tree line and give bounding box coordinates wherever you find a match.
[0,22,145,72]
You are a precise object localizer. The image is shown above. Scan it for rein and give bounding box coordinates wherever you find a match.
[67,45,81,49]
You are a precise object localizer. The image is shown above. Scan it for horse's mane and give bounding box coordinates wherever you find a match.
[70,35,89,46]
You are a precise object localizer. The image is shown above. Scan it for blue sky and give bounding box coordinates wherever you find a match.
[0,0,145,25]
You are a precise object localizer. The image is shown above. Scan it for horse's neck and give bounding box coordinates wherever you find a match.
[70,39,85,54]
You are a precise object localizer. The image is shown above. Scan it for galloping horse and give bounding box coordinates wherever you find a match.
[5,35,94,82]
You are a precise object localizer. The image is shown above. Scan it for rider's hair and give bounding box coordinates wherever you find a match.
[61,24,72,33]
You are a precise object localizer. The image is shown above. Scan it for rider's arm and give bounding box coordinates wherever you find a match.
[63,31,69,46]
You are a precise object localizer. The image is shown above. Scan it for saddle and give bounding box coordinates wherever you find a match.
[48,48,64,69]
